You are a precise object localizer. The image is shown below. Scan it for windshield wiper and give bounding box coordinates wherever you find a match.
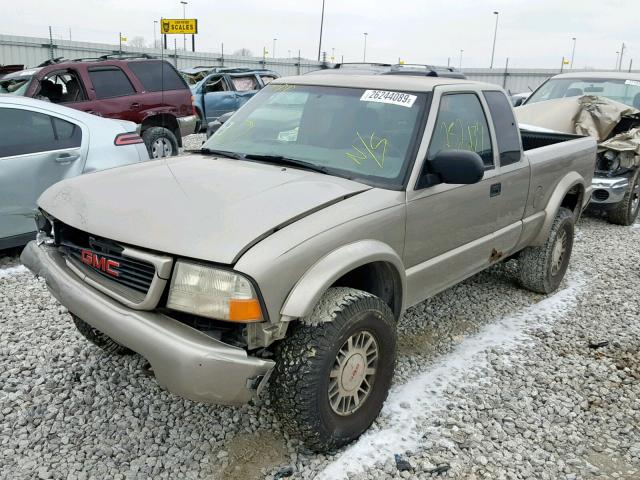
[200,148,245,159]
[244,154,329,175]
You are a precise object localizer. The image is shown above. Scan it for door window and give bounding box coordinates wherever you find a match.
[231,75,259,91]
[428,93,493,167]
[483,91,521,166]
[204,75,229,93]
[0,108,81,157]
[88,67,136,99]
[40,70,87,104]
[260,75,277,86]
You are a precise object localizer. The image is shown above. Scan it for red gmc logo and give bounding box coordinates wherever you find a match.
[81,249,120,277]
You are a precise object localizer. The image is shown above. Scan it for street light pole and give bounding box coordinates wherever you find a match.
[570,37,576,69]
[459,49,464,69]
[490,11,499,69]
[273,38,277,59]
[180,1,187,51]
[616,51,620,70]
[317,0,325,62]
[153,21,158,49]
[363,32,368,62]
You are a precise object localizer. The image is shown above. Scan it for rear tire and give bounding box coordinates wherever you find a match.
[270,287,397,452]
[608,169,640,226]
[142,126,178,158]
[518,207,575,294]
[72,314,133,355]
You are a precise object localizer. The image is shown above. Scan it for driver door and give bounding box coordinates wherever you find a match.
[404,88,502,306]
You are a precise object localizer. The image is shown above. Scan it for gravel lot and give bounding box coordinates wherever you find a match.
[1,210,639,479]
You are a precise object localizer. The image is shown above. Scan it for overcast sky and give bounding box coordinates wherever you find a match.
[1,0,638,69]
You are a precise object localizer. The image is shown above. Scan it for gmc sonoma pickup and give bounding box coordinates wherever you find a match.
[21,75,596,451]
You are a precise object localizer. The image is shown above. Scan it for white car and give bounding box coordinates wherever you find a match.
[0,96,149,249]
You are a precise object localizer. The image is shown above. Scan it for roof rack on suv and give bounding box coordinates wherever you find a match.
[97,53,157,61]
[37,57,68,67]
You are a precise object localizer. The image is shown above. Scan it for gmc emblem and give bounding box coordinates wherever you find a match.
[81,249,120,277]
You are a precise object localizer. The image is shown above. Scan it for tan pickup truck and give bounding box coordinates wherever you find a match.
[22,74,596,451]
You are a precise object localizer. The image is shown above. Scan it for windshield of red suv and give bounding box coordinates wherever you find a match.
[202,84,429,188]
[526,77,640,108]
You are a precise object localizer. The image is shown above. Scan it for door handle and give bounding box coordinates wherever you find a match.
[55,152,80,164]
[131,102,140,108]
[490,183,502,197]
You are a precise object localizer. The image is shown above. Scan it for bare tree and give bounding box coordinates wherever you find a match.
[233,48,253,57]
[128,36,147,48]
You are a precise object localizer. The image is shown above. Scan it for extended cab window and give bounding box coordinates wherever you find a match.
[128,61,186,92]
[0,108,81,157]
[88,67,135,99]
[204,75,229,93]
[428,93,493,167]
[483,91,521,166]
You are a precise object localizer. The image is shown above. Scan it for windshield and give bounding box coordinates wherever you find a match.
[202,84,429,188]
[526,77,640,108]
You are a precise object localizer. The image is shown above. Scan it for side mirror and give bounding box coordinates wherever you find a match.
[206,111,236,138]
[513,97,525,107]
[419,150,485,188]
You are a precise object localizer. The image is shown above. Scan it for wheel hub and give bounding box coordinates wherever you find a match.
[328,331,379,416]
[151,138,173,158]
[551,229,567,276]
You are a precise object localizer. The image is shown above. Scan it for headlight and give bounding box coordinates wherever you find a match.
[167,261,263,322]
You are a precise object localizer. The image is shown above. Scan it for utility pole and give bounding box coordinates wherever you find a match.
[119,32,122,58]
[363,32,368,62]
[48,26,54,60]
[560,56,565,73]
[459,49,464,69]
[317,0,325,62]
[570,37,576,69]
[273,38,277,59]
[490,11,499,69]
[180,1,188,51]
[616,51,620,70]
[447,57,450,67]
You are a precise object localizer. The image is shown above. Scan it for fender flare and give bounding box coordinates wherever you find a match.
[280,240,406,320]
[530,171,585,246]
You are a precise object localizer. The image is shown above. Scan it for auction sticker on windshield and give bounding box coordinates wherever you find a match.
[360,90,417,108]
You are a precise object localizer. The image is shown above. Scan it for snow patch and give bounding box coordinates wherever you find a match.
[317,276,585,480]
[0,265,28,279]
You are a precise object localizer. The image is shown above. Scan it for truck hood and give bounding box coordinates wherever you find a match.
[38,155,371,264]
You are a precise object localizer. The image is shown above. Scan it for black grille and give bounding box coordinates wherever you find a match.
[57,223,155,294]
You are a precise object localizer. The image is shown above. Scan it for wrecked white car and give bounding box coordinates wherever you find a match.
[517,72,640,225]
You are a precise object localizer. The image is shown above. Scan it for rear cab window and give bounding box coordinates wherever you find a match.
[427,92,494,168]
[482,91,522,166]
[231,75,260,92]
[128,61,187,92]
[87,67,136,99]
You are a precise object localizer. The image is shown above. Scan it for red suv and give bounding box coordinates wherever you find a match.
[0,55,197,158]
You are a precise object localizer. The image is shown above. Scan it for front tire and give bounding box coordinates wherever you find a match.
[518,207,575,294]
[608,169,640,226]
[270,288,397,452]
[72,314,133,355]
[142,126,179,158]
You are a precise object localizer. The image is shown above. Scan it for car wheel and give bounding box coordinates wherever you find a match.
[71,314,133,355]
[270,287,397,452]
[142,127,179,158]
[608,169,640,226]
[518,207,575,294]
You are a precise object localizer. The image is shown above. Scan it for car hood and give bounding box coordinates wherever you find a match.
[38,155,371,264]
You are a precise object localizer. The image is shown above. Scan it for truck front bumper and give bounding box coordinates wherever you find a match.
[177,114,198,137]
[20,241,275,406]
[591,176,629,205]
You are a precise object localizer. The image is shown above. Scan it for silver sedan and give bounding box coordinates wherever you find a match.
[0,95,149,249]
